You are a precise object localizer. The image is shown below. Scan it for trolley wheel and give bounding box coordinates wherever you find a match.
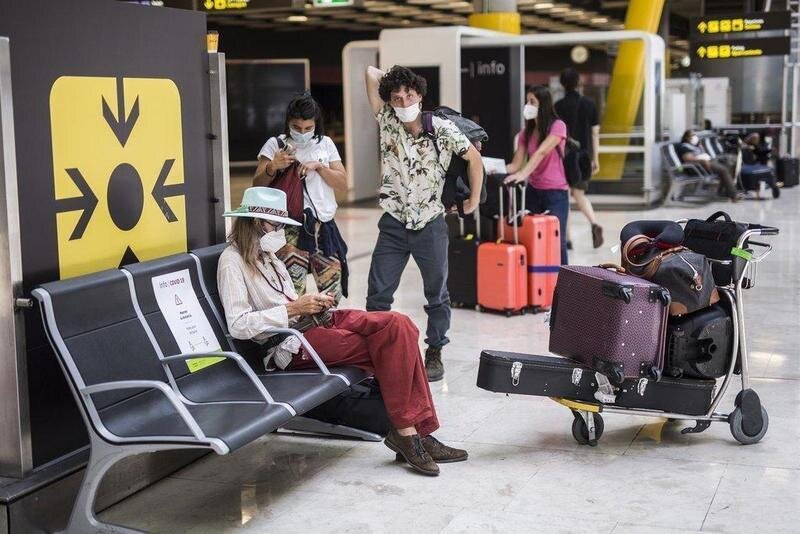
[520,308,527,316]
[505,310,513,317]
[729,406,769,445]
[571,411,604,446]
[477,305,484,313]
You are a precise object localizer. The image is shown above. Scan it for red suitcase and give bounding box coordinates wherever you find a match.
[499,184,560,310]
[478,186,527,316]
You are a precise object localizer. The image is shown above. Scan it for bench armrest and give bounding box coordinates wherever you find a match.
[262,327,331,375]
[160,351,277,405]
[80,380,206,441]
[679,162,713,177]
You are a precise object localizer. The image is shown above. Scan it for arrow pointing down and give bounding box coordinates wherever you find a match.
[56,168,98,240]
[152,159,185,222]
[102,77,140,147]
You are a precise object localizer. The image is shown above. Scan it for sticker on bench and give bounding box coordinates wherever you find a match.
[152,269,223,372]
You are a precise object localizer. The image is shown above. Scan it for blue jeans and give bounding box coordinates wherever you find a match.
[525,186,569,265]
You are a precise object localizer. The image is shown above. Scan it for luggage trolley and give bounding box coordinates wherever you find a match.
[477,220,779,446]
[562,221,778,446]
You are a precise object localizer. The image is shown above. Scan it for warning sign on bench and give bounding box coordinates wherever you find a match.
[152,269,223,373]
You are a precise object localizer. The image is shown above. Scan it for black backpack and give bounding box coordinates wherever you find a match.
[421,107,488,216]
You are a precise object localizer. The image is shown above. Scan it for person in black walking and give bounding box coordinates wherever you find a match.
[554,68,604,250]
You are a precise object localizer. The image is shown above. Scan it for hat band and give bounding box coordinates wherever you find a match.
[245,205,288,218]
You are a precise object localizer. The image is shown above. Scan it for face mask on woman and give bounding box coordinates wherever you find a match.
[393,102,421,123]
[259,228,286,254]
[690,135,699,145]
[523,104,538,120]
[289,128,315,146]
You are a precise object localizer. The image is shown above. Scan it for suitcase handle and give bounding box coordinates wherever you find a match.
[598,263,628,274]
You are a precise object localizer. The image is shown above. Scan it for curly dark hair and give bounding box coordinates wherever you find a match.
[283,91,324,142]
[378,65,427,103]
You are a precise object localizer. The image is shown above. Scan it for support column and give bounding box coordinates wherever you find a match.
[597,0,665,181]
[469,0,520,35]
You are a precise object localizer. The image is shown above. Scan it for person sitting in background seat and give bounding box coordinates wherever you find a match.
[677,130,743,203]
[741,133,779,199]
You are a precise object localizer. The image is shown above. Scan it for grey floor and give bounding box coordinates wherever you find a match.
[102,186,800,533]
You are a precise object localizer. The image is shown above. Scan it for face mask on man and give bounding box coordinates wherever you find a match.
[393,102,421,123]
[289,128,315,146]
[259,228,286,254]
[523,104,538,120]
[690,135,699,146]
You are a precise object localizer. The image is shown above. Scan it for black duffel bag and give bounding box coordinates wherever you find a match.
[683,211,750,286]
[304,378,391,437]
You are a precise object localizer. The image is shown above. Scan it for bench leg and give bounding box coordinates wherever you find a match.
[64,438,178,534]
[279,416,384,442]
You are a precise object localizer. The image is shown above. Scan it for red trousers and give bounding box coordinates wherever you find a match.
[291,309,440,436]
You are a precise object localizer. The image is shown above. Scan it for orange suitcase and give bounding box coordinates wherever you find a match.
[499,185,561,310]
[478,186,527,316]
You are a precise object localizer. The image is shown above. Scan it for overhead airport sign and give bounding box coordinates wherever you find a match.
[197,0,304,11]
[691,37,791,60]
[691,11,791,36]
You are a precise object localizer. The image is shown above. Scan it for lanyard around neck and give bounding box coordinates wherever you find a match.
[258,254,295,302]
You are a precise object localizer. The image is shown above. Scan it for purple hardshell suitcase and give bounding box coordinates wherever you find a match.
[548,265,671,384]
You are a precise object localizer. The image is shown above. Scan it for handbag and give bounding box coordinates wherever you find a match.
[270,137,304,222]
[622,235,719,316]
[683,211,749,286]
[556,137,585,187]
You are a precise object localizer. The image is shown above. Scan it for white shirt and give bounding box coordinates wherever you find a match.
[217,244,297,344]
[258,135,341,223]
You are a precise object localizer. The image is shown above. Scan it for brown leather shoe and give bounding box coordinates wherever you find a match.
[384,430,439,476]
[420,435,468,463]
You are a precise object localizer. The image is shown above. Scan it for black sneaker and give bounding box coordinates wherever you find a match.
[425,346,444,382]
[591,224,604,249]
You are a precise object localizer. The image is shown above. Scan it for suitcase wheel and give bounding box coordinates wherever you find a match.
[571,411,604,447]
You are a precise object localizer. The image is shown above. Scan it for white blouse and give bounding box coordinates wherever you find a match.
[216,244,298,344]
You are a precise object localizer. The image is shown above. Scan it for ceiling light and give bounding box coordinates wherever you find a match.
[533,2,554,9]
[550,6,569,13]
[591,17,608,23]
[287,15,308,22]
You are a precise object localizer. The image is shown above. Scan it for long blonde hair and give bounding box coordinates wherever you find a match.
[228,217,263,271]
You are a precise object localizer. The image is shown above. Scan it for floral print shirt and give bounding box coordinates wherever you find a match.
[376,105,471,230]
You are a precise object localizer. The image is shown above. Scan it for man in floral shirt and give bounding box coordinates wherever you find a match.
[364,65,483,382]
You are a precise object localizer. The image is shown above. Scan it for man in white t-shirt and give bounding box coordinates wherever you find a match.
[254,93,350,303]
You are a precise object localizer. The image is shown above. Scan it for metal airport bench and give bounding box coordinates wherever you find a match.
[32,245,371,534]
[661,142,721,203]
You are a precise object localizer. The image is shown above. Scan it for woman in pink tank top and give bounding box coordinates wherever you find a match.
[505,85,570,264]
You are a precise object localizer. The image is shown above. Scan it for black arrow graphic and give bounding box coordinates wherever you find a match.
[102,77,140,147]
[152,159,185,222]
[119,246,140,268]
[56,168,98,240]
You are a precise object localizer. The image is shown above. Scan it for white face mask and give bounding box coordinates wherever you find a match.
[289,128,315,146]
[523,104,538,120]
[259,228,286,253]
[690,135,699,145]
[393,102,421,123]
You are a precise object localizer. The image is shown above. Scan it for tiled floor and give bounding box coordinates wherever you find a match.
[102,185,800,533]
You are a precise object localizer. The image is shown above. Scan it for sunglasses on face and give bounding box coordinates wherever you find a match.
[259,220,285,232]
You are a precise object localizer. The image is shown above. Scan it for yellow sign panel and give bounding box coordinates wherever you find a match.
[203,0,249,10]
[50,76,187,280]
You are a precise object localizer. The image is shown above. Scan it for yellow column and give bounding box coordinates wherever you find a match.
[468,12,521,35]
[597,0,664,181]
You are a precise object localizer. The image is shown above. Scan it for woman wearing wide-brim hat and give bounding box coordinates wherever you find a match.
[217,187,468,476]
